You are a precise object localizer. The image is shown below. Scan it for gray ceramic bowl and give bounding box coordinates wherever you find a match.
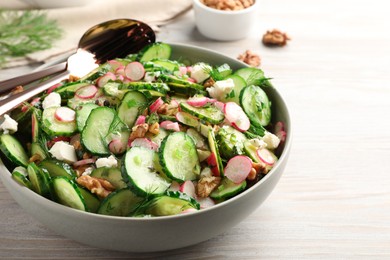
[0,43,291,253]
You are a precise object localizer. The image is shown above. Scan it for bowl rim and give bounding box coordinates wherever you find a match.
[192,0,259,15]
[0,42,292,222]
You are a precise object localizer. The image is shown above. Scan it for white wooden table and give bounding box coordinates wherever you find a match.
[1,0,390,258]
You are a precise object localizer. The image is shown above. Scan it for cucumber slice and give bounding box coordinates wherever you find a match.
[106,114,130,155]
[90,167,127,190]
[216,125,247,159]
[41,107,77,137]
[76,103,99,132]
[123,146,170,196]
[0,134,29,167]
[52,177,86,211]
[30,142,47,160]
[27,162,52,198]
[180,102,225,124]
[31,109,42,143]
[159,74,205,91]
[210,177,246,200]
[78,187,100,213]
[243,140,261,163]
[220,74,247,104]
[81,107,116,155]
[54,82,91,99]
[117,91,147,128]
[12,167,32,189]
[207,129,224,177]
[150,59,180,72]
[141,191,199,216]
[159,132,200,182]
[139,42,172,62]
[240,85,272,127]
[234,67,265,87]
[39,159,76,179]
[98,188,144,216]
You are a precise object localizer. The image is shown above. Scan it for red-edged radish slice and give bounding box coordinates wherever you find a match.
[169,181,181,192]
[256,148,275,166]
[186,66,193,73]
[214,101,225,111]
[54,107,76,122]
[47,83,62,94]
[187,96,214,107]
[125,61,145,81]
[159,120,174,129]
[274,121,285,133]
[276,130,287,143]
[116,74,125,81]
[206,152,220,176]
[73,158,95,167]
[170,99,180,107]
[130,138,158,151]
[135,115,146,126]
[96,72,116,88]
[197,197,215,209]
[107,60,123,70]
[176,111,199,127]
[109,139,127,154]
[149,97,164,113]
[47,136,71,148]
[180,208,198,214]
[224,102,250,132]
[75,85,98,99]
[187,77,196,83]
[160,121,180,132]
[224,155,252,184]
[115,66,126,76]
[180,180,196,198]
[179,66,187,76]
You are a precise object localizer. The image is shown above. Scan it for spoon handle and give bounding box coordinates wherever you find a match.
[0,62,67,95]
[0,70,70,117]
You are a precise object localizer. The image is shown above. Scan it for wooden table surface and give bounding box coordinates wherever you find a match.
[1,0,390,258]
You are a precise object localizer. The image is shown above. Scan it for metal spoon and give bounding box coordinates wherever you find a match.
[0,18,155,95]
[0,19,155,116]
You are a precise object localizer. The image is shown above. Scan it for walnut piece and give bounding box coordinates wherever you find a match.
[76,175,115,198]
[157,102,178,116]
[262,29,290,47]
[252,161,270,174]
[201,0,254,11]
[148,122,160,135]
[11,85,24,95]
[203,77,216,88]
[247,167,257,181]
[196,176,221,198]
[29,153,43,163]
[68,75,80,82]
[237,50,261,67]
[129,123,149,141]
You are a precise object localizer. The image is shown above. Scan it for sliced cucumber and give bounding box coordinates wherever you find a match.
[78,187,100,213]
[39,159,76,179]
[31,109,42,143]
[159,74,205,91]
[104,82,169,100]
[234,67,265,87]
[180,102,225,124]
[52,177,86,211]
[139,42,172,62]
[210,177,246,200]
[27,162,52,198]
[243,140,260,163]
[54,82,91,99]
[240,85,272,127]
[0,134,29,167]
[123,146,170,196]
[159,132,200,182]
[220,74,247,104]
[76,103,99,132]
[41,107,77,137]
[207,128,224,177]
[106,114,130,155]
[140,191,199,216]
[98,188,144,216]
[150,59,180,72]
[12,167,32,189]
[216,125,247,159]
[117,91,147,128]
[90,167,127,190]
[81,107,115,155]
[30,142,47,161]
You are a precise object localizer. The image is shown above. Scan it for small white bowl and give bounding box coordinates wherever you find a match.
[193,0,259,41]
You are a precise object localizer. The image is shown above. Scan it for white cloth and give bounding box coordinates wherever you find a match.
[3,0,192,68]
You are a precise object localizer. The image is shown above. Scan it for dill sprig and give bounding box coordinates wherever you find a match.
[0,9,62,66]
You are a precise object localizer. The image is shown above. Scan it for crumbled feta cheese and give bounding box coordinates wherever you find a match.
[262,132,281,149]
[206,78,235,100]
[144,71,160,82]
[49,141,77,163]
[95,155,118,168]
[248,138,267,149]
[200,167,213,178]
[13,166,27,177]
[42,92,61,110]
[81,167,94,176]
[0,114,18,134]
[190,63,212,83]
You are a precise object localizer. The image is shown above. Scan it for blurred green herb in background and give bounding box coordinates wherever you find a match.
[0,10,62,67]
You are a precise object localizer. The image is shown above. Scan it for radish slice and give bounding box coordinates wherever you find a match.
[274,121,285,133]
[276,130,287,143]
[54,107,76,122]
[160,121,180,132]
[187,77,196,83]
[125,61,145,81]
[47,83,62,94]
[256,148,275,166]
[224,102,250,132]
[96,72,116,88]
[187,96,215,107]
[214,101,225,111]
[176,111,199,127]
[170,99,180,107]
[107,60,123,71]
[197,197,215,209]
[73,158,95,167]
[179,66,188,76]
[169,181,181,192]
[75,85,98,99]
[130,138,159,151]
[109,139,127,154]
[149,97,164,113]
[206,152,220,176]
[180,180,196,198]
[224,155,252,184]
[115,66,126,76]
[186,66,193,73]
[135,115,146,126]
[116,74,125,81]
